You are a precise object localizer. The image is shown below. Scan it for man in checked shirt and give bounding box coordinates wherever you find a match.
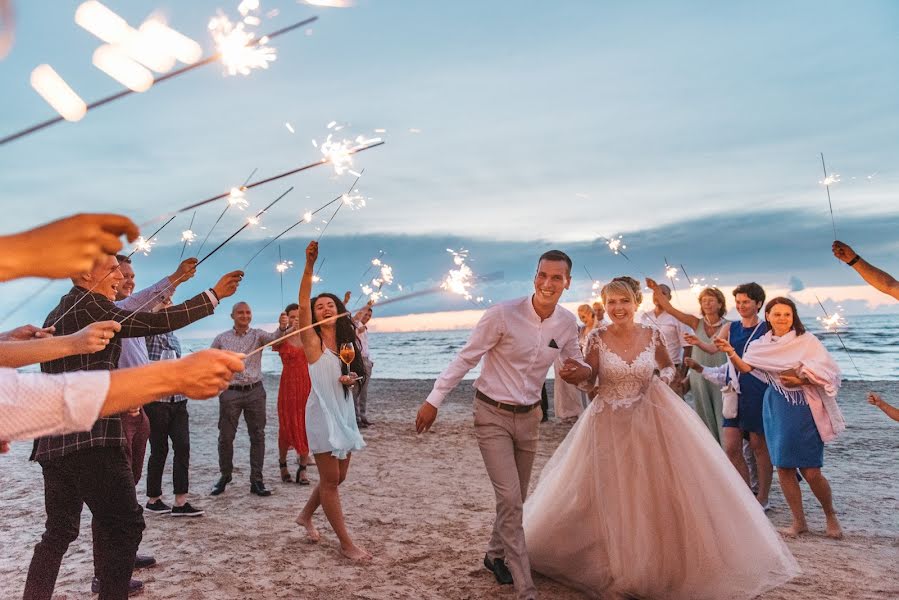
[209,301,288,498]
[24,254,242,600]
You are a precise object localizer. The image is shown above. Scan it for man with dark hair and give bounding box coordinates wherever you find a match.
[25,254,242,600]
[416,249,591,600]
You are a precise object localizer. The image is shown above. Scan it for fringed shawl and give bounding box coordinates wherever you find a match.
[743,330,845,442]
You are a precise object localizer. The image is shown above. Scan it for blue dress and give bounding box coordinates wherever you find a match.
[762,386,823,468]
[305,350,365,459]
[722,321,768,433]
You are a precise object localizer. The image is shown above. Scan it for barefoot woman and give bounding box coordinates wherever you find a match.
[293,241,371,560]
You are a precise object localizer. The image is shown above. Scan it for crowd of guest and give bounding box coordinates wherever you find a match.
[2,212,897,598]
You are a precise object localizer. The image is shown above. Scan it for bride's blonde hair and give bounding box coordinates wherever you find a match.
[601,276,643,306]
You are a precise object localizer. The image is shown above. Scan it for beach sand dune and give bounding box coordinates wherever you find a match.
[1,378,896,599]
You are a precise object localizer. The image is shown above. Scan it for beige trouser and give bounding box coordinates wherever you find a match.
[474,397,542,600]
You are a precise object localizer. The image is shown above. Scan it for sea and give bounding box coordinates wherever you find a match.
[180,313,899,381]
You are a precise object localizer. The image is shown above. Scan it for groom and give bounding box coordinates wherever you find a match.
[416,250,592,600]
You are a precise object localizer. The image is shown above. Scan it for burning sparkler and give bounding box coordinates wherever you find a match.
[814,296,861,378]
[132,236,155,255]
[313,125,382,176]
[820,153,839,241]
[442,248,475,300]
[208,1,276,77]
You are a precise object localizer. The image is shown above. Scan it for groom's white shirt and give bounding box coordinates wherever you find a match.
[426,295,586,408]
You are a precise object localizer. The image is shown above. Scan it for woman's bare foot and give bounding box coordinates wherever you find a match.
[295,513,321,542]
[779,522,809,537]
[340,543,373,562]
[825,514,844,539]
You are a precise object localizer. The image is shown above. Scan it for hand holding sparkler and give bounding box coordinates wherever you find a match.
[0,213,139,281]
[0,324,55,341]
[831,241,859,265]
[211,270,244,300]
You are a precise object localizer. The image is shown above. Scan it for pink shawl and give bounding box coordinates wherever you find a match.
[743,330,845,442]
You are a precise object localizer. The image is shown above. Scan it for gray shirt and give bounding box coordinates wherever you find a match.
[210,327,282,384]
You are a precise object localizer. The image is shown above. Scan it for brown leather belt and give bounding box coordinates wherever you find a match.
[476,390,541,414]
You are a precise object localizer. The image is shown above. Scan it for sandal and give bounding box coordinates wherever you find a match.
[279,461,293,483]
[296,464,310,486]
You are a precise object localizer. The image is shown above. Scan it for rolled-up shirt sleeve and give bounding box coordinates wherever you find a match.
[425,307,504,409]
[0,369,111,441]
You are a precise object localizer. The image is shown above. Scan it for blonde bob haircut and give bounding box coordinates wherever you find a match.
[697,287,727,318]
[601,276,643,306]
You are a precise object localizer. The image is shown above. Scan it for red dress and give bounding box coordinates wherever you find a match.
[275,342,312,455]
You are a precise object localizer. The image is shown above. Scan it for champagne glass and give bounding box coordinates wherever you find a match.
[338,343,357,382]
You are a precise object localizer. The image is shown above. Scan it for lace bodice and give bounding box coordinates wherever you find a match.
[585,325,668,413]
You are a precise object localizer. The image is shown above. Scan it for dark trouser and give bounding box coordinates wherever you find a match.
[218,384,266,484]
[144,401,191,497]
[353,357,373,422]
[24,447,145,600]
[120,409,150,485]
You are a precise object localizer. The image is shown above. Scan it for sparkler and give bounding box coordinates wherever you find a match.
[0,281,57,327]
[143,140,384,227]
[442,248,475,300]
[196,187,292,267]
[195,168,257,257]
[819,153,839,241]
[1,16,319,146]
[814,295,862,378]
[664,257,680,298]
[242,174,362,269]
[276,245,293,307]
[244,312,349,358]
[315,170,364,242]
[208,3,277,77]
[178,211,197,262]
[583,265,602,302]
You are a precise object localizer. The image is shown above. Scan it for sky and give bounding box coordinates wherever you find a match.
[1,0,898,336]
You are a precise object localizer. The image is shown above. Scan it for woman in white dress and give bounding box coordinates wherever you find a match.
[293,241,370,561]
[523,277,798,599]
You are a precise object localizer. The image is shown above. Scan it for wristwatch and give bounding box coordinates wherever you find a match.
[847,255,861,267]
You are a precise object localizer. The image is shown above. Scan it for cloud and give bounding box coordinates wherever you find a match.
[789,276,805,292]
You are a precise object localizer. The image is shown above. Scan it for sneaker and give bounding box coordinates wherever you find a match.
[91,577,144,595]
[144,499,171,514]
[171,502,205,517]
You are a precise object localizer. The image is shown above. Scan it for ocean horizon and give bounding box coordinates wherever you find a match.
[180,313,899,381]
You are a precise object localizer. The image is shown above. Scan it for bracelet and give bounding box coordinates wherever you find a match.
[847,255,861,267]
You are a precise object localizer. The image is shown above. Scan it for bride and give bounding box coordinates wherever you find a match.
[523,277,799,599]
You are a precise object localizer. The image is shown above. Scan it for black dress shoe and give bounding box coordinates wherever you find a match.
[91,577,144,595]
[134,554,156,569]
[250,481,272,497]
[210,475,232,496]
[483,554,514,585]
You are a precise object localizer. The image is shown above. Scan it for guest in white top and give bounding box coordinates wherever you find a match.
[416,250,592,600]
[638,283,691,395]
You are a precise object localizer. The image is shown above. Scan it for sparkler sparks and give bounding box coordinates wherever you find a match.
[606,236,626,255]
[819,173,841,187]
[442,249,475,300]
[340,191,366,210]
[132,236,155,255]
[227,186,249,209]
[180,229,196,244]
[314,131,383,176]
[817,310,847,332]
[665,265,678,280]
[276,259,294,273]
[208,2,276,77]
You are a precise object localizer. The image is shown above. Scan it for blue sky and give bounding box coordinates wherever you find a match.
[1,1,898,334]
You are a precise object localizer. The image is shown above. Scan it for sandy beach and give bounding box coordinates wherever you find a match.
[1,377,896,600]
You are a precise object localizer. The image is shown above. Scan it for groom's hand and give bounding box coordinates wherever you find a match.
[559,358,591,384]
[415,402,438,433]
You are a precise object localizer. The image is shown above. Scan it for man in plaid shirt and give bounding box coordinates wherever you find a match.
[24,254,242,600]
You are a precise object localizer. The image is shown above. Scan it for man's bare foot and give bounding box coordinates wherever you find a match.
[340,543,373,562]
[825,514,843,539]
[295,513,320,542]
[778,522,809,537]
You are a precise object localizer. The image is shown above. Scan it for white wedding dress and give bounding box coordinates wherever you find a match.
[523,326,799,599]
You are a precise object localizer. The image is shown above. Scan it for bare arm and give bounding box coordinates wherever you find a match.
[101,349,245,415]
[646,278,700,330]
[833,241,899,301]
[867,392,899,422]
[0,321,121,368]
[298,241,323,363]
[715,338,753,373]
